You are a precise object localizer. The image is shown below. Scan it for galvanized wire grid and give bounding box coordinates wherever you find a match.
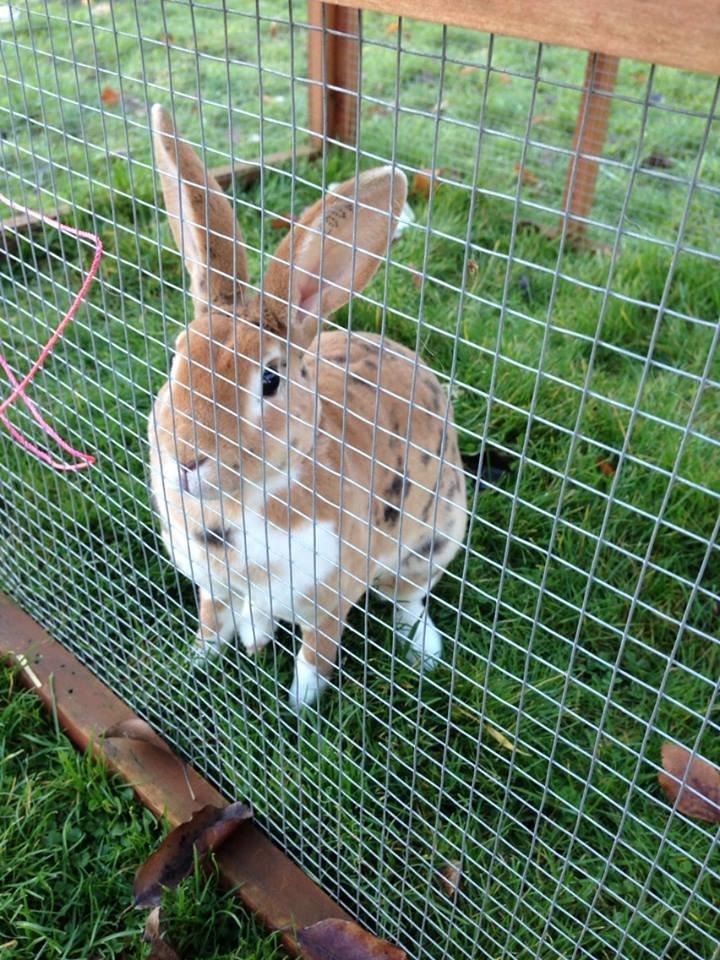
[1,2,718,959]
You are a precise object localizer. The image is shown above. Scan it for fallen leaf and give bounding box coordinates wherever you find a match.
[641,153,675,169]
[134,802,253,908]
[531,114,551,126]
[143,908,181,960]
[385,21,399,34]
[467,259,478,275]
[498,72,512,85]
[484,723,529,755]
[269,20,278,38]
[513,163,540,186]
[460,65,480,76]
[411,168,444,198]
[596,458,616,477]
[659,743,720,823]
[162,33,175,45]
[105,717,172,752]
[101,86,121,107]
[104,718,196,801]
[144,907,162,942]
[437,860,462,897]
[631,70,647,86]
[270,213,295,229]
[298,919,407,960]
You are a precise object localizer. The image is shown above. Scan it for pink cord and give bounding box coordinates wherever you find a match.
[0,192,100,470]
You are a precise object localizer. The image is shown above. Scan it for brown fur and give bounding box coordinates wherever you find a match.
[148,104,467,707]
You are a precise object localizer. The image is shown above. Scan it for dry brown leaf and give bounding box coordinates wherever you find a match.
[659,743,720,823]
[269,20,278,38]
[144,907,162,942]
[596,458,616,477]
[143,908,181,960]
[513,164,540,187]
[134,802,253,908]
[298,919,407,960]
[468,259,478,275]
[385,21,400,34]
[437,860,462,898]
[631,69,648,86]
[460,65,480,76]
[485,723,529,755]
[105,718,172,752]
[162,33,175,45]
[101,86,121,107]
[411,168,445,198]
[642,153,675,170]
[498,72,512,85]
[531,114,551,126]
[270,213,295,230]
[104,718,196,801]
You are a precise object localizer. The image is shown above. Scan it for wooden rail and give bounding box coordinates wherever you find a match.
[312,0,720,75]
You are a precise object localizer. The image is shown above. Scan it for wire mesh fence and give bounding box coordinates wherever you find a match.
[1,2,719,958]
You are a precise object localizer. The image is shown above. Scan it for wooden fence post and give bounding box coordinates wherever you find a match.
[307,2,361,149]
[561,51,620,240]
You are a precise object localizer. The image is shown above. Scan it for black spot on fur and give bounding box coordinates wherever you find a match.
[350,372,373,390]
[421,450,431,465]
[392,417,401,434]
[421,497,435,522]
[383,503,400,525]
[419,538,433,557]
[300,366,308,379]
[380,472,411,527]
[434,535,449,554]
[198,526,231,548]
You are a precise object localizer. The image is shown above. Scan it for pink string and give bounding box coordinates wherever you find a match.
[0,192,100,470]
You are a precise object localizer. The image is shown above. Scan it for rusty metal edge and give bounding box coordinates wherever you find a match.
[0,592,351,955]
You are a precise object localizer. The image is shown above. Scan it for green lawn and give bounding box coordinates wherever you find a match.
[0,666,281,959]
[1,3,718,959]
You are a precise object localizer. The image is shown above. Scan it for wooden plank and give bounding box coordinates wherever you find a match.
[209,144,320,190]
[318,0,720,75]
[308,0,330,148]
[0,592,351,956]
[330,6,362,145]
[562,52,620,239]
[307,2,361,148]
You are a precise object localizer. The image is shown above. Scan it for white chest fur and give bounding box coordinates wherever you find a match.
[151,462,339,629]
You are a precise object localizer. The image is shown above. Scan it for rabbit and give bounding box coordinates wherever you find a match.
[148,103,468,711]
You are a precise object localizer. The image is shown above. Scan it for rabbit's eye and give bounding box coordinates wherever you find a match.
[262,368,281,397]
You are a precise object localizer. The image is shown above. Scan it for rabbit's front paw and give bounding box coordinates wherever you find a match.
[237,609,274,656]
[396,603,443,671]
[189,631,224,665]
[288,655,330,712]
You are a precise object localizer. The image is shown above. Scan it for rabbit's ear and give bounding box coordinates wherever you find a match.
[151,104,248,308]
[264,167,407,348]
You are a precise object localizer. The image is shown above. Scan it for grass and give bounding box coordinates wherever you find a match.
[1,3,719,960]
[0,665,282,959]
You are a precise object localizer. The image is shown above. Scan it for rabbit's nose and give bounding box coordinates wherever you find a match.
[179,455,208,492]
